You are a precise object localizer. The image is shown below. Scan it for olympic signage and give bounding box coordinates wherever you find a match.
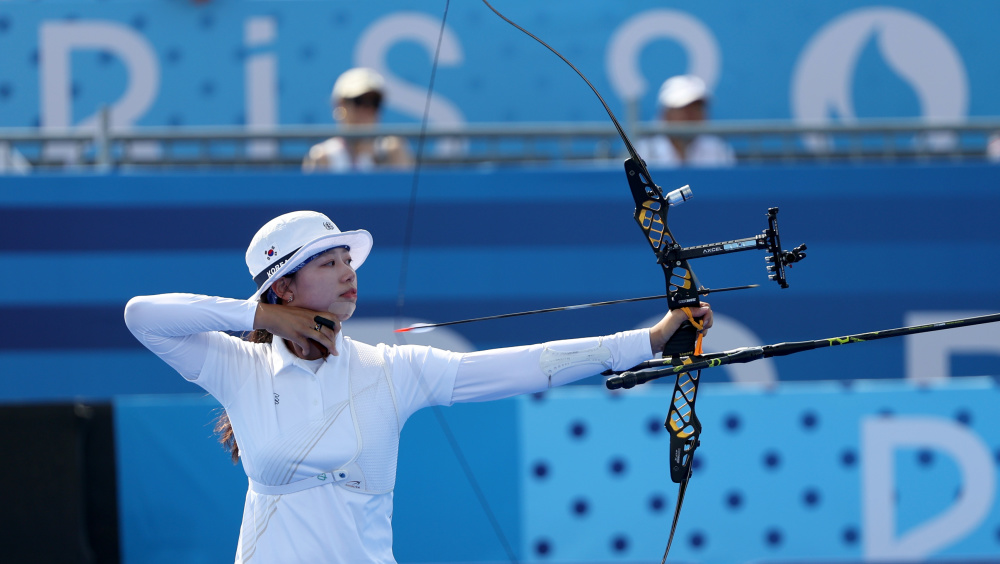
[0,1,990,134]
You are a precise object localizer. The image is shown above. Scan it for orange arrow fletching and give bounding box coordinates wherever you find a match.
[395,323,434,334]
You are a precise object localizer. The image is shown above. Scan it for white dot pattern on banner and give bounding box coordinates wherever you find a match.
[518,381,1000,562]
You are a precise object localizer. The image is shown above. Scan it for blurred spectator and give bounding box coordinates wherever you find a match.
[303,68,413,172]
[636,75,735,167]
[987,133,1000,162]
[0,142,31,174]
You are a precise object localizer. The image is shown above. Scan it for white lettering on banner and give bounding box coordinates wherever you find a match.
[354,13,466,156]
[40,20,160,163]
[245,16,278,159]
[904,311,1000,382]
[606,9,720,104]
[862,416,995,560]
[792,7,967,152]
[636,313,777,385]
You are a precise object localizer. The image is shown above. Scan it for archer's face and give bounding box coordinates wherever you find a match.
[287,247,358,321]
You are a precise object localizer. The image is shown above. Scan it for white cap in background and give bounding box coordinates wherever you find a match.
[331,68,385,102]
[657,75,709,109]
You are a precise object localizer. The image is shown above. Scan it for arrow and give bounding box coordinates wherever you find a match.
[394,284,758,333]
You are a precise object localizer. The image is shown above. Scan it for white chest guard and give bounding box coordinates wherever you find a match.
[249,340,401,496]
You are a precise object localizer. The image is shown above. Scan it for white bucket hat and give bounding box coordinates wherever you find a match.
[658,75,709,109]
[246,211,373,301]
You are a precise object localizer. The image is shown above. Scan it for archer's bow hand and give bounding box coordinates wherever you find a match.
[649,302,712,354]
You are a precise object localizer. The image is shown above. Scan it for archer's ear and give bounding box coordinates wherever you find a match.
[270,277,293,300]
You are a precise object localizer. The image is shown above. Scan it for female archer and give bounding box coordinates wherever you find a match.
[124,210,712,563]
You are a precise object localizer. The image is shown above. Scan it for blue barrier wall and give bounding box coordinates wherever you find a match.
[114,394,521,564]
[3,164,1000,402]
[0,1,996,129]
[114,379,1000,563]
[517,379,1000,563]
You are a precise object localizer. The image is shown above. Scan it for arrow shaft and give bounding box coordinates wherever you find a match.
[395,284,757,332]
[397,294,670,332]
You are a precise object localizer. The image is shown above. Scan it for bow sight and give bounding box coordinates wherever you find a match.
[665,207,808,289]
[661,205,807,294]
[628,164,808,313]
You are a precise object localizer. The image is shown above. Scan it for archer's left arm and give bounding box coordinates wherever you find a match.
[451,303,713,403]
[450,329,650,403]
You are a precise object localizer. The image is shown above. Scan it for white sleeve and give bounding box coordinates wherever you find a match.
[384,344,463,422]
[123,293,258,381]
[451,329,653,403]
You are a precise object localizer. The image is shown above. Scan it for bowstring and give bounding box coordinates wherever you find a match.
[481,0,641,163]
[393,1,518,561]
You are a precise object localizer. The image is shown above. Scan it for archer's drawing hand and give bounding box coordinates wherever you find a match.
[648,302,713,353]
[254,303,340,359]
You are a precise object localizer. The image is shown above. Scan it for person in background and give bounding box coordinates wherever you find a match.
[636,74,735,168]
[303,68,414,172]
[987,133,1000,162]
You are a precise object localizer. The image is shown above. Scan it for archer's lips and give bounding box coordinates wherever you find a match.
[341,289,357,300]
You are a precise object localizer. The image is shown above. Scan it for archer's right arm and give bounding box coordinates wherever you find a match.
[123,293,258,380]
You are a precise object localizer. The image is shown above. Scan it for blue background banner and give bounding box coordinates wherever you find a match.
[3,163,1000,402]
[0,1,995,129]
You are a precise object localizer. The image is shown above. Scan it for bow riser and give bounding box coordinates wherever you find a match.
[626,160,703,308]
